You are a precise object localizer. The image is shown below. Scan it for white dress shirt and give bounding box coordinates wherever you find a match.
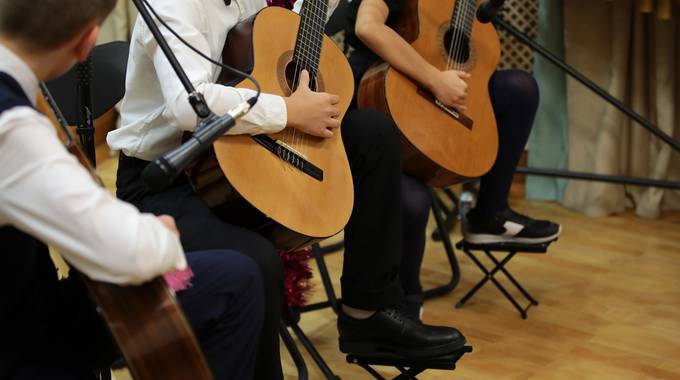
[107,0,338,161]
[0,43,187,285]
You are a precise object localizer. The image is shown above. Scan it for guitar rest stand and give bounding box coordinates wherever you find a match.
[455,239,557,319]
[346,346,472,380]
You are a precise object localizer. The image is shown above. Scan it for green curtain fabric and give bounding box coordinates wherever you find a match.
[526,0,568,201]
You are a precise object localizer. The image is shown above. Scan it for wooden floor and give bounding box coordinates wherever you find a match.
[280,199,680,380]
[97,156,680,380]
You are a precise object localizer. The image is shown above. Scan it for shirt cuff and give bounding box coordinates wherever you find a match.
[253,93,287,134]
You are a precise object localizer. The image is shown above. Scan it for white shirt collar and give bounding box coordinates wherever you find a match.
[0,43,39,105]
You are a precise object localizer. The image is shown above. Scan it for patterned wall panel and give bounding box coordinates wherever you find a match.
[497,0,539,72]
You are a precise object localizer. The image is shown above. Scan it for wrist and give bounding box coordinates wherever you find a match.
[283,97,299,128]
[423,66,441,93]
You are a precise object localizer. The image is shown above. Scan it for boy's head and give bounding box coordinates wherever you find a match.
[0,0,116,79]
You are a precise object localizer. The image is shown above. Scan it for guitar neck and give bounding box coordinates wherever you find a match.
[292,0,329,80]
[451,0,477,36]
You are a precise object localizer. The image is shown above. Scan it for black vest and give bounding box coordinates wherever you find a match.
[0,72,63,376]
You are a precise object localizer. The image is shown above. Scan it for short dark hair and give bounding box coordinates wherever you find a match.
[0,0,117,51]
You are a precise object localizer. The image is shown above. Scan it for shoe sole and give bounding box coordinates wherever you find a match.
[464,226,562,245]
[339,337,467,359]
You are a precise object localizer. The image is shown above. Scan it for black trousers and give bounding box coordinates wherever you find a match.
[340,109,405,309]
[7,250,264,380]
[116,155,284,380]
[116,110,405,376]
[116,113,405,312]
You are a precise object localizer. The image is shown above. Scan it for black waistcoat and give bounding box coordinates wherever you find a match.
[0,71,63,376]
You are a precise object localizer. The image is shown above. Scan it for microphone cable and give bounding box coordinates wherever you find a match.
[139,0,261,108]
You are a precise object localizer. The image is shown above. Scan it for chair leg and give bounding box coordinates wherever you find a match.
[423,190,462,299]
[280,321,309,380]
[430,190,458,241]
[287,319,341,380]
[456,248,538,319]
[312,244,341,315]
[484,251,539,306]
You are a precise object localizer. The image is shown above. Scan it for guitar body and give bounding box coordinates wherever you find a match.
[358,0,500,187]
[38,89,213,380]
[83,277,214,380]
[189,7,354,251]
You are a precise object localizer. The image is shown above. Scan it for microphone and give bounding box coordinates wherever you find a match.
[76,58,96,166]
[142,101,251,191]
[477,0,506,24]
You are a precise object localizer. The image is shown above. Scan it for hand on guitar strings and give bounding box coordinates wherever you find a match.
[429,70,471,112]
[283,70,341,139]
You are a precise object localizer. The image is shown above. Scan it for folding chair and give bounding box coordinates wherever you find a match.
[455,239,557,319]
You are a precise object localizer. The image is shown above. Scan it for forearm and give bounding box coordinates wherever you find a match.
[0,117,187,285]
[358,24,438,89]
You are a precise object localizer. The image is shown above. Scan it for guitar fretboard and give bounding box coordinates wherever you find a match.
[292,0,328,84]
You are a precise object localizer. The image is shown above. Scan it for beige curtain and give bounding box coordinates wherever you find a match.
[562,0,680,218]
[98,0,137,44]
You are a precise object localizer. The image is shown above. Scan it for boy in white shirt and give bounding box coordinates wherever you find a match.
[0,1,263,378]
[110,2,465,378]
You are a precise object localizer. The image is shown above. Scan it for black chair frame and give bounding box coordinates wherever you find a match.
[282,189,467,379]
[455,240,555,319]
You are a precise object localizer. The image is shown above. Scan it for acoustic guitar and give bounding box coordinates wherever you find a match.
[188,1,355,251]
[358,0,500,187]
[39,84,213,380]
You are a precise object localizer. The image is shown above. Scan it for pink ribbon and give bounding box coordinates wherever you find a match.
[163,267,195,292]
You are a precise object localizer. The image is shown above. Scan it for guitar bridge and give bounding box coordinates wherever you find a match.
[252,135,323,182]
[275,140,309,161]
[417,87,474,130]
[435,99,460,119]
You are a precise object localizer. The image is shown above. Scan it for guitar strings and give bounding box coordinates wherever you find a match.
[448,0,463,70]
[294,0,323,162]
[290,0,312,166]
[295,0,315,162]
[451,0,467,70]
[296,0,315,161]
[296,0,327,159]
[456,0,472,70]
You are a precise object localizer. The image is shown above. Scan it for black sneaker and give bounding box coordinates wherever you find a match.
[338,307,466,358]
[464,208,561,245]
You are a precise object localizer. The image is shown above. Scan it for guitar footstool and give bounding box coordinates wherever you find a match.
[455,239,557,319]
[346,346,472,380]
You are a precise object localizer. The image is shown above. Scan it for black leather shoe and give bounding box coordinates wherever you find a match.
[338,307,466,358]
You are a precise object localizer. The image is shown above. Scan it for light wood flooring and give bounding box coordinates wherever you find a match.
[96,156,680,380]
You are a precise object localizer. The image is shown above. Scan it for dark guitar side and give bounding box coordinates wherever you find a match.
[83,277,214,380]
[38,92,213,380]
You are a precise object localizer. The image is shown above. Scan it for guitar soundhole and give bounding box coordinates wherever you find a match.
[284,60,318,94]
[443,28,471,65]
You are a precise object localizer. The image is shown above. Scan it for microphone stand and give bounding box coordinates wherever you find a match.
[129,0,253,190]
[491,14,680,190]
[130,0,212,119]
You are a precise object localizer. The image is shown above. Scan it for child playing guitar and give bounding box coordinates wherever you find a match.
[0,1,265,378]
[347,0,562,316]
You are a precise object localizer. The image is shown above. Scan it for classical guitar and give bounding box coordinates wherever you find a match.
[358,0,500,187]
[188,1,355,251]
[39,84,213,380]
